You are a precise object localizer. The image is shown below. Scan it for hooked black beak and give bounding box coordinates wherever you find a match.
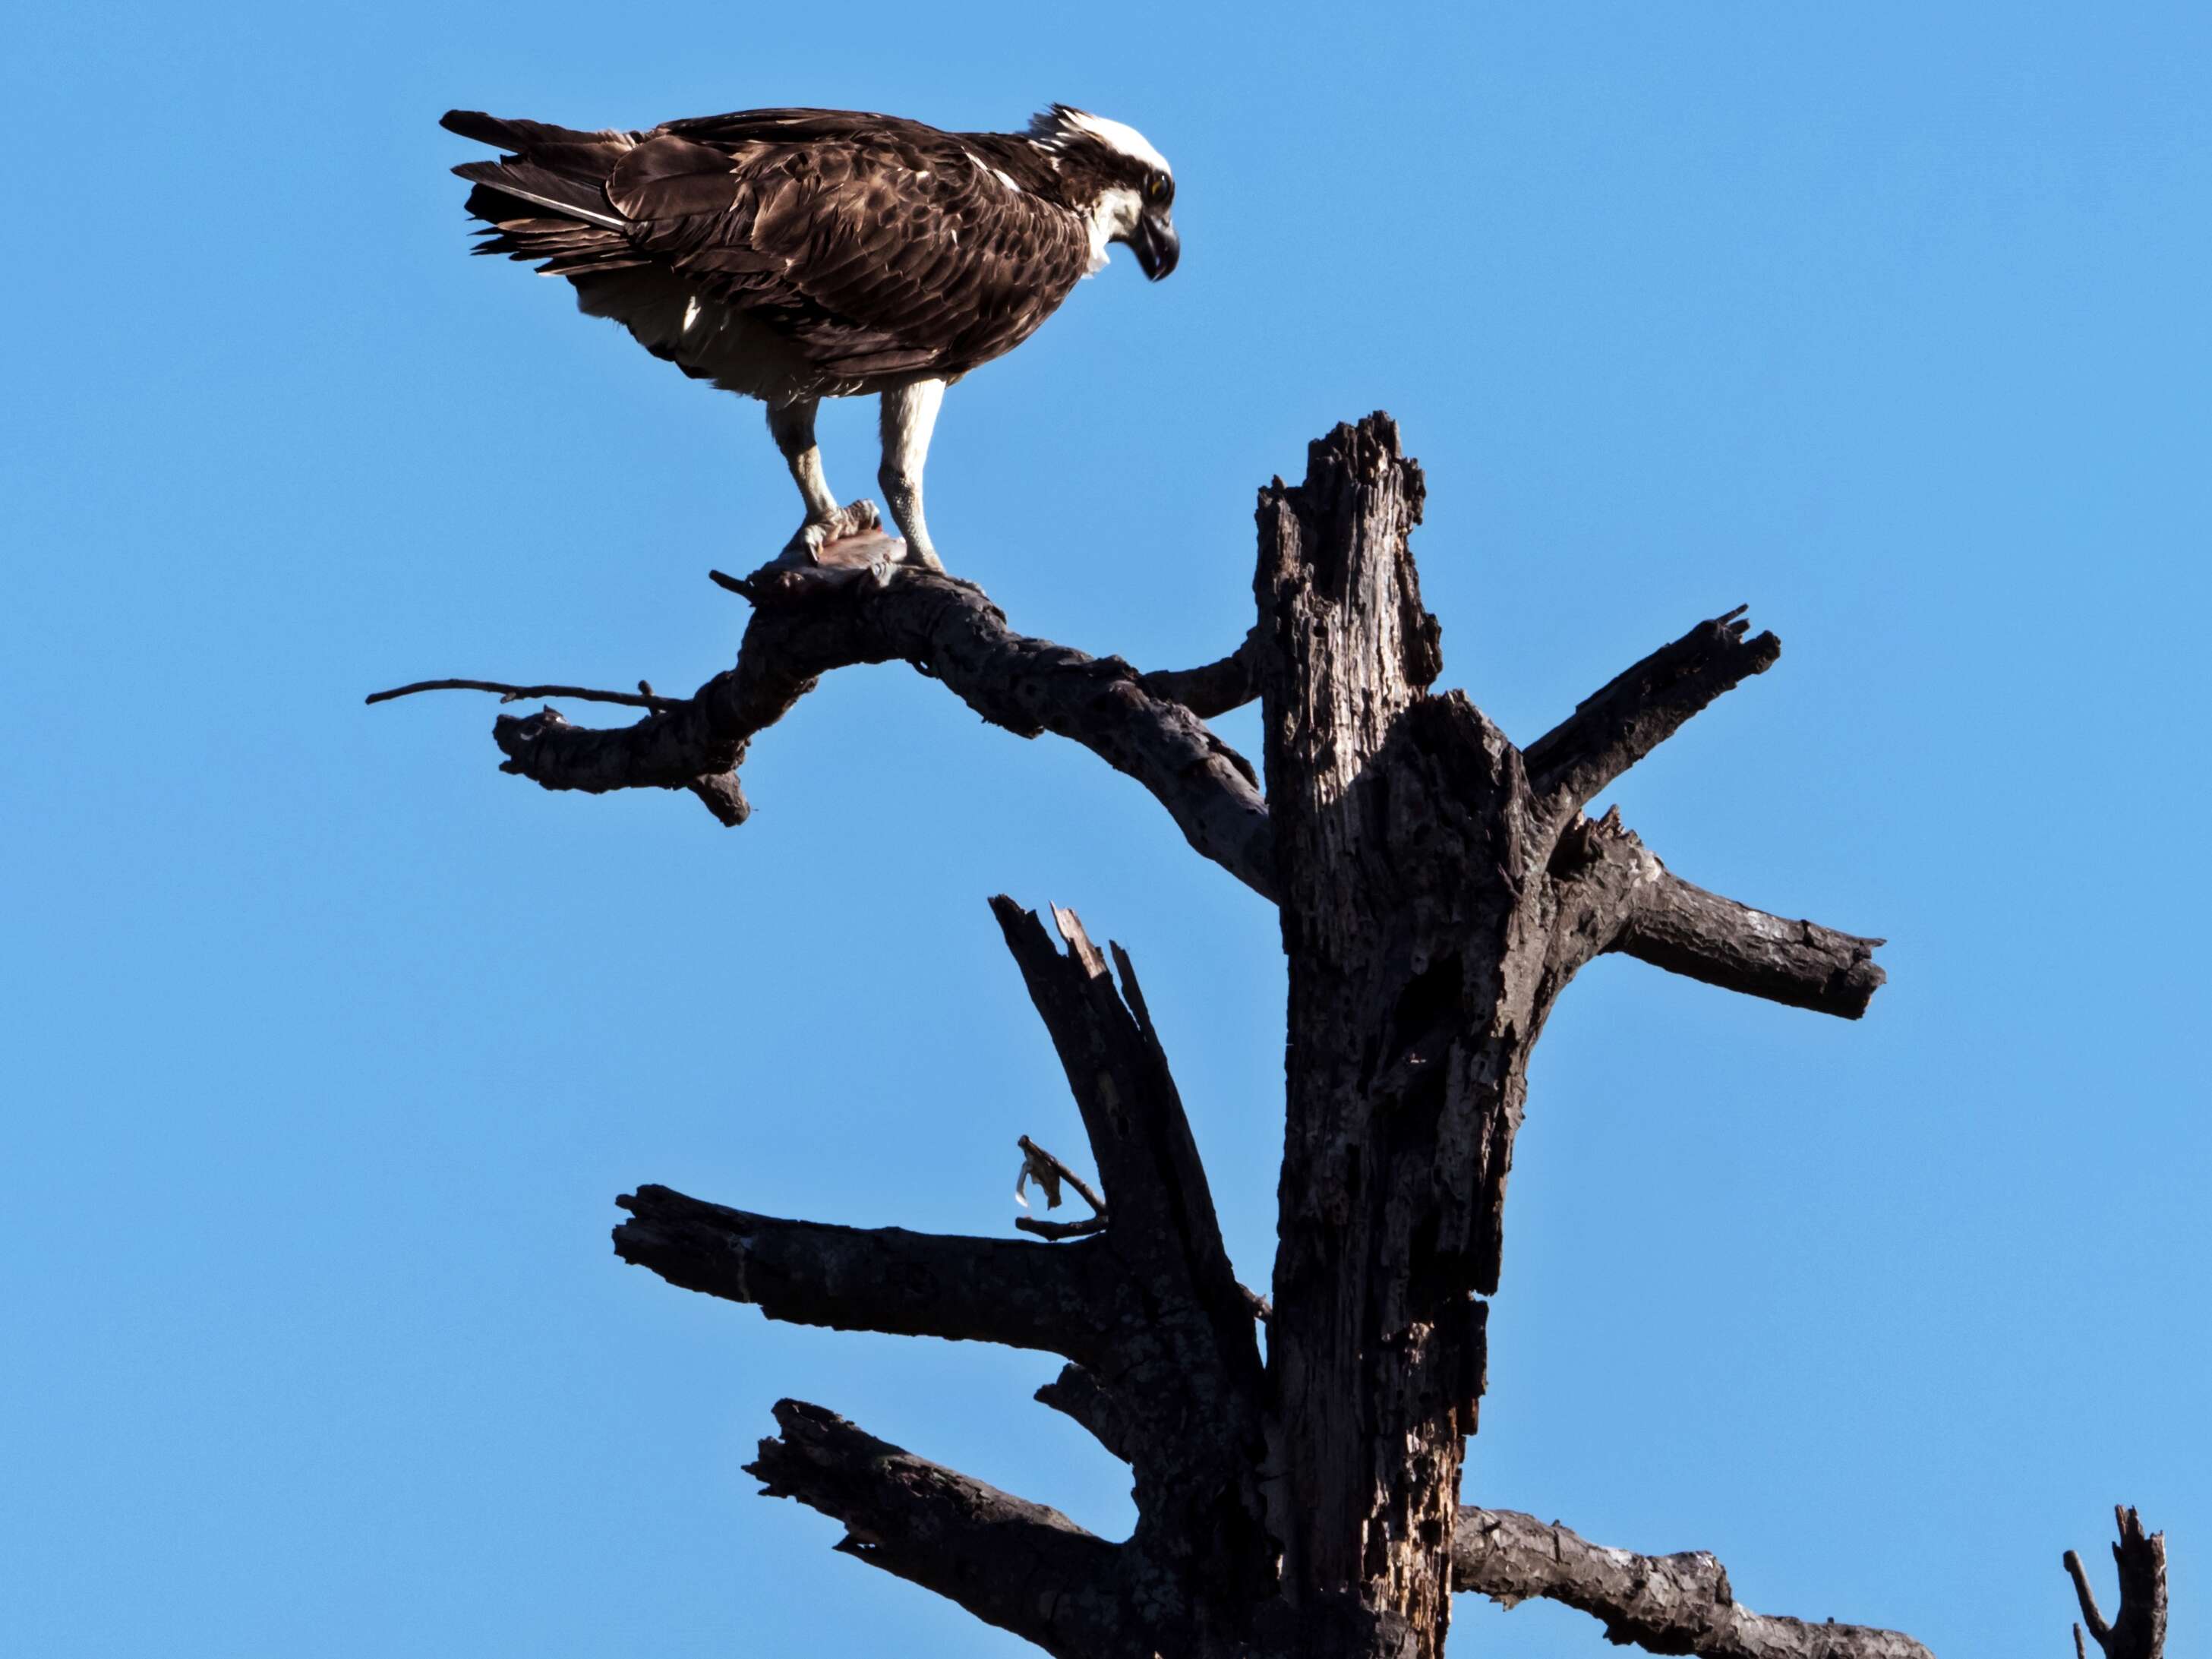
[1127,210,1179,281]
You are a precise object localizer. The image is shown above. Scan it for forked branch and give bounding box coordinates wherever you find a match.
[1453,1507,1933,1659]
[374,558,1276,894]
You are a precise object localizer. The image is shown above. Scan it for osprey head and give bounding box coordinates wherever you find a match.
[1027,106,1179,280]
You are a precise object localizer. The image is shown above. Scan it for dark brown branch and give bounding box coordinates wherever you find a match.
[1609,860,1886,1019]
[415,557,1276,896]
[613,1184,1112,1361]
[1453,1507,1933,1659]
[748,1399,1125,1659]
[989,899,1249,1327]
[1016,1214,1112,1241]
[1034,1363,1147,1465]
[1523,607,1781,811]
[989,896,1277,1613]
[364,677,680,711]
[2065,1506,2166,1659]
[1136,626,1263,718]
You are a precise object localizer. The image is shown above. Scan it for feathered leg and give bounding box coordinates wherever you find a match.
[879,378,948,571]
[766,398,856,563]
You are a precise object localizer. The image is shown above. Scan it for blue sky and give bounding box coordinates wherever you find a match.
[5,3,2206,1654]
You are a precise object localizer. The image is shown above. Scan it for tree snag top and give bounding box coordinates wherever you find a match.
[367,413,2020,1659]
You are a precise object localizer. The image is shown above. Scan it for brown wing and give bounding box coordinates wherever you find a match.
[604,111,1093,380]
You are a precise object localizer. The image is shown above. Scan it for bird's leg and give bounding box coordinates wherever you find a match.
[878,378,948,571]
[765,397,852,563]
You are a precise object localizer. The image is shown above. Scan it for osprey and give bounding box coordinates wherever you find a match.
[441,104,1180,569]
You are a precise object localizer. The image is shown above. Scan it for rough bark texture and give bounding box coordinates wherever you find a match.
[746,1399,1127,1659]
[1454,1507,1934,1659]
[440,557,1276,894]
[1256,417,1478,1655]
[385,415,1959,1658]
[1245,419,1890,1658]
[2066,1506,2167,1659]
[612,1185,1112,1360]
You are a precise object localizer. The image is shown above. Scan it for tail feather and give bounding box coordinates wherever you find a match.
[453,158,626,230]
[443,108,647,280]
[440,108,631,153]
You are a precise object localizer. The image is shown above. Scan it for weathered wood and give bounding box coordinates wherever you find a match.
[613,1184,1114,1361]
[1454,1507,1935,1659]
[1251,420,1887,1659]
[1614,861,1885,1018]
[1137,626,1263,718]
[399,558,1278,894]
[1523,606,1781,814]
[747,1400,1128,1659]
[2067,1506,2167,1659]
[989,897,1277,1651]
[390,415,1939,1659]
[1257,416,1500,1656]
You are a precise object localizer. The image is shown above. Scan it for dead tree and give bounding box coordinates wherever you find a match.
[377,416,2161,1657]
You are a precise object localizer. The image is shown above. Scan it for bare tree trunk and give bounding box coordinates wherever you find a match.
[1256,421,1475,1655]
[377,413,2146,1659]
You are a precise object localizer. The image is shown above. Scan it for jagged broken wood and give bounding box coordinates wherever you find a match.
[367,525,1879,1021]
[392,416,1952,1657]
[2065,1506,2167,1659]
[619,897,1278,1654]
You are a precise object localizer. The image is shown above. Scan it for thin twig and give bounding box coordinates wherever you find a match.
[365,678,683,711]
[1014,1214,1111,1241]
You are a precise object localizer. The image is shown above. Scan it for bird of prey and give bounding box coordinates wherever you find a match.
[441,103,1180,570]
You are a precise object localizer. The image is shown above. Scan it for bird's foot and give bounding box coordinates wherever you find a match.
[777,500,882,567]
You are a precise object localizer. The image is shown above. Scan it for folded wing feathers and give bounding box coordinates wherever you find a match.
[441,105,1097,384]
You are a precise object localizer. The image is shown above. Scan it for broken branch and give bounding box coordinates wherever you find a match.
[749,1399,1123,1659]
[2065,1506,2167,1659]
[1523,607,1781,812]
[1611,861,1885,1020]
[1453,1506,1933,1659]
[613,1184,1112,1361]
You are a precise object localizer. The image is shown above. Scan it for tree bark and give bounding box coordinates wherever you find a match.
[1454,1506,1933,1659]
[385,414,1945,1659]
[1256,417,1478,1656]
[2066,1506,2167,1659]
